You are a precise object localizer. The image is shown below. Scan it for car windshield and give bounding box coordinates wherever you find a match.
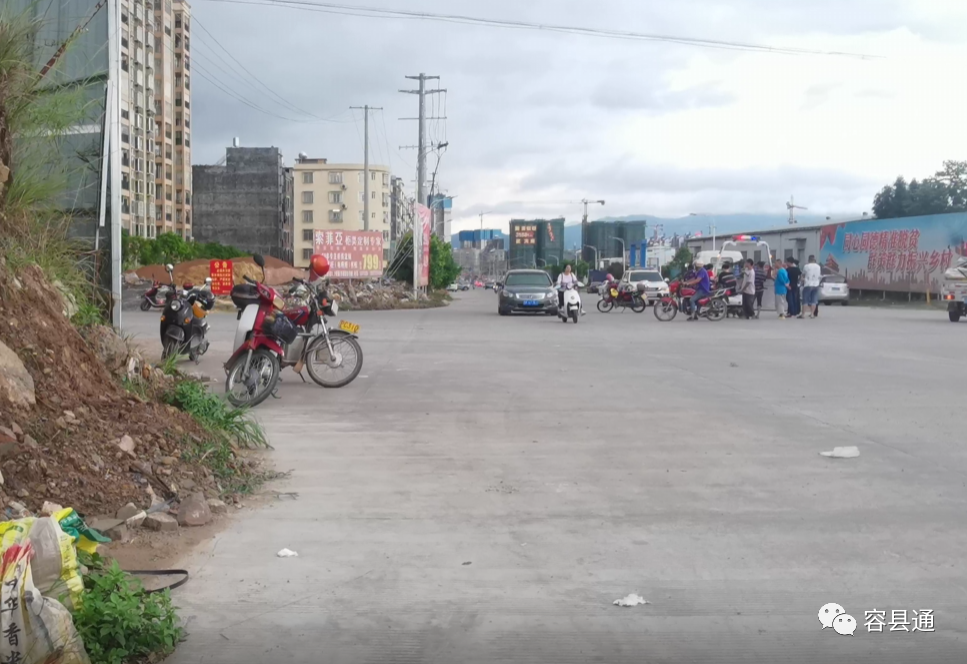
[629,272,662,282]
[504,273,552,287]
[822,275,846,284]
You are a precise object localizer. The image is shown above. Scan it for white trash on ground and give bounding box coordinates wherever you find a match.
[613,593,649,607]
[820,446,860,459]
[276,548,299,558]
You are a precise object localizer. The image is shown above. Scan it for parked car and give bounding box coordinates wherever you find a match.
[459,282,471,291]
[496,270,559,316]
[447,283,459,292]
[820,274,849,305]
[621,270,670,302]
[587,281,604,294]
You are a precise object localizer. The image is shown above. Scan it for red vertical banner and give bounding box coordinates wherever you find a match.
[209,259,234,295]
[416,204,431,287]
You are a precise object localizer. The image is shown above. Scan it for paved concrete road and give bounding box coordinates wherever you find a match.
[122,293,967,664]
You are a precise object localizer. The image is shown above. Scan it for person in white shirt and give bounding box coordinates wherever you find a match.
[801,255,822,319]
[555,264,583,314]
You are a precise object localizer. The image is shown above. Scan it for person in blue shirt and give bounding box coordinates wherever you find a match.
[773,258,790,319]
[684,259,711,320]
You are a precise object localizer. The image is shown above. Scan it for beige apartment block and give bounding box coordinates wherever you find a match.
[118,0,192,239]
[291,157,392,268]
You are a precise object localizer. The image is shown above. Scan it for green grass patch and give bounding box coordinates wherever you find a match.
[72,552,182,664]
[164,380,267,449]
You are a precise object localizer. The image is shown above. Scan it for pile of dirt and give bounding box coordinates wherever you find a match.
[0,259,233,518]
[136,256,305,287]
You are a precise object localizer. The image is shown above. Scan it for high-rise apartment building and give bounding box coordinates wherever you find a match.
[291,157,392,268]
[118,0,192,239]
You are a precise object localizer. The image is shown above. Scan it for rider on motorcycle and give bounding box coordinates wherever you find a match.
[556,264,585,315]
[683,259,711,320]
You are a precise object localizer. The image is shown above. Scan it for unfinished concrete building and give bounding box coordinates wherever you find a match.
[192,145,293,264]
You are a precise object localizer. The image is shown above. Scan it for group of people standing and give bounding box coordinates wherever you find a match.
[731,255,822,319]
[767,255,823,319]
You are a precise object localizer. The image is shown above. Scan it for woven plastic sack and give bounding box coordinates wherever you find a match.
[0,516,85,610]
[0,541,91,664]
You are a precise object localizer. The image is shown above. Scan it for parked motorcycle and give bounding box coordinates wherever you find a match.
[558,282,583,324]
[140,264,176,311]
[653,280,727,322]
[159,277,215,362]
[597,283,646,313]
[224,254,363,408]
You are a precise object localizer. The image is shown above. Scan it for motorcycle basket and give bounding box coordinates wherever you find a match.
[265,312,299,345]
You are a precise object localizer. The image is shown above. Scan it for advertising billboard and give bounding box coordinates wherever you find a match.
[509,221,538,268]
[539,219,565,266]
[313,230,384,279]
[819,213,967,292]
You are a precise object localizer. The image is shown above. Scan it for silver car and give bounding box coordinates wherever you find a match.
[820,274,849,305]
[621,270,669,302]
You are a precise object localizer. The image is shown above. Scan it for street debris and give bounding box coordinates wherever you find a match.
[462,561,472,566]
[613,593,649,607]
[820,446,860,459]
[277,548,299,558]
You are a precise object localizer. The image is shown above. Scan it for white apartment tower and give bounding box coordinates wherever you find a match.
[119,0,192,239]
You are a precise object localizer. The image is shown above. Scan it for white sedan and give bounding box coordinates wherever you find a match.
[621,270,670,302]
[820,275,849,305]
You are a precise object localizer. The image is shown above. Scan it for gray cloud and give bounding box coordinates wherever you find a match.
[187,0,941,223]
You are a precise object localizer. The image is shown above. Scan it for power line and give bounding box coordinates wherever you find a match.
[198,0,880,59]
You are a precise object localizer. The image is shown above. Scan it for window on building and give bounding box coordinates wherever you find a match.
[184,131,190,147]
[175,96,181,107]
[121,54,129,72]
[302,172,313,184]
[328,172,343,184]
[121,174,130,190]
[175,131,182,146]
[359,210,364,222]
[371,172,376,181]
[371,191,376,200]
[302,229,313,241]
[328,192,342,204]
[184,75,189,90]
[121,108,129,120]
[174,34,181,49]
[121,124,130,144]
[122,149,130,167]
[358,192,364,204]
[382,211,388,224]
[383,231,389,241]
[121,10,128,23]
[175,13,181,28]
[329,210,343,223]
[382,173,389,186]
[121,28,129,48]
[302,210,313,224]
[302,191,313,204]
[302,248,312,260]
[382,193,389,207]
[164,122,171,138]
[358,172,364,184]
[175,113,181,127]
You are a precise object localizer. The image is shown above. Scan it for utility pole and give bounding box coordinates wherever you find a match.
[581,199,605,264]
[399,74,446,206]
[350,105,382,231]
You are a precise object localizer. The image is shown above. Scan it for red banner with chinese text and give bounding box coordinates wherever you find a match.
[313,230,384,279]
[209,260,234,295]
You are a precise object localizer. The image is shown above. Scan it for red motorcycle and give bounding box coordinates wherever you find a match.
[653,280,727,321]
[597,282,646,313]
[139,263,176,311]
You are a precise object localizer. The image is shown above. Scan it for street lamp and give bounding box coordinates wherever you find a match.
[536,258,547,267]
[477,210,493,249]
[581,198,606,264]
[608,235,626,272]
[583,244,599,271]
[690,212,717,251]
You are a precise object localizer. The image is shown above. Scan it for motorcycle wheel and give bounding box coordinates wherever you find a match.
[706,299,727,321]
[596,298,614,313]
[653,299,678,321]
[225,348,280,408]
[161,338,179,360]
[305,331,363,388]
[140,299,152,312]
[571,309,579,323]
[631,296,647,313]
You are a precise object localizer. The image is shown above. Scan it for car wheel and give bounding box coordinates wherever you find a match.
[840,300,849,306]
[498,308,510,316]
[949,310,961,323]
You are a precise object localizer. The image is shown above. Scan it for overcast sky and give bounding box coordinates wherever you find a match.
[188,0,967,232]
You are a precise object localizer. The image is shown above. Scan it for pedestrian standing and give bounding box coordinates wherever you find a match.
[754,261,767,317]
[786,258,802,318]
[774,258,790,319]
[801,254,822,319]
[740,258,756,319]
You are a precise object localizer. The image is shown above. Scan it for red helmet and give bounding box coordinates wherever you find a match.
[309,254,330,279]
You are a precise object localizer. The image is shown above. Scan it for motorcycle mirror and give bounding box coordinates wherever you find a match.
[165,264,174,272]
[253,254,266,268]
[205,277,213,284]
[664,278,670,283]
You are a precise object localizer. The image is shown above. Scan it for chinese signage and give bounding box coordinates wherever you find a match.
[415,203,431,287]
[819,213,967,292]
[818,602,935,636]
[313,230,384,279]
[209,260,234,295]
[513,223,538,245]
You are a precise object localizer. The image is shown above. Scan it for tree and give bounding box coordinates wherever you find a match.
[385,232,461,289]
[872,162,967,219]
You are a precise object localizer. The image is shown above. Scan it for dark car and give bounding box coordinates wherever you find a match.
[497,270,558,316]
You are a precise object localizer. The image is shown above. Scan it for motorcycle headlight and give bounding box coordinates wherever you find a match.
[170,300,181,312]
